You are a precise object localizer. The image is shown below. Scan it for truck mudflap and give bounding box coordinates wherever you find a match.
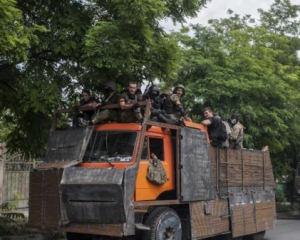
[59,167,133,225]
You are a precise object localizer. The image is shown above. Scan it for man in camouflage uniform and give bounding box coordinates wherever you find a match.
[229,113,244,149]
[162,84,191,122]
[79,81,119,126]
[117,82,142,123]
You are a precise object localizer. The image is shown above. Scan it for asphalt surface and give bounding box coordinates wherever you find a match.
[264,212,300,240]
[2,211,300,240]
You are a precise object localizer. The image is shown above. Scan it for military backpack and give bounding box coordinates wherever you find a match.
[146,156,167,185]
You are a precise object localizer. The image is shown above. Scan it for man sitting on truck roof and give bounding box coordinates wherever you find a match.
[117,82,143,123]
[146,85,183,125]
[73,89,99,128]
[161,84,192,123]
[79,81,119,127]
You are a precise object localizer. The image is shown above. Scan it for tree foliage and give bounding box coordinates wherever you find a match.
[0,0,210,156]
[173,0,300,178]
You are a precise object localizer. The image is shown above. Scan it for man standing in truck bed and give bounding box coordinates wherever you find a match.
[201,107,223,147]
[229,112,244,149]
[117,82,143,123]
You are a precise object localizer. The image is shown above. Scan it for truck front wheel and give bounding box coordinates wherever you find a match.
[143,207,182,240]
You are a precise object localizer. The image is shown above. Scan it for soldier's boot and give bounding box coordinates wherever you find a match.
[78,118,92,127]
[156,113,177,125]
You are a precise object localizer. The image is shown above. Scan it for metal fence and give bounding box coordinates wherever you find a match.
[0,143,40,208]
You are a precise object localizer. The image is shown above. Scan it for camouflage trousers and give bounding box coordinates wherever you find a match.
[92,109,117,124]
[117,108,142,123]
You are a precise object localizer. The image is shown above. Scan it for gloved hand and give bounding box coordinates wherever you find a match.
[176,104,186,117]
[151,108,161,116]
[175,119,185,126]
[133,102,140,109]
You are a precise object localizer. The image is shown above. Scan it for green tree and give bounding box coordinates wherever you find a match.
[0,0,210,156]
[173,1,300,178]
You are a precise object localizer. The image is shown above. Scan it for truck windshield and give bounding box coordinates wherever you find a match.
[83,131,137,162]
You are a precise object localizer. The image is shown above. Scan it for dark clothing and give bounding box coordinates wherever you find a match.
[162,94,186,120]
[101,91,119,105]
[79,96,99,119]
[207,117,223,147]
[117,93,142,123]
[151,96,162,110]
[162,94,176,114]
[73,97,99,127]
[92,91,119,124]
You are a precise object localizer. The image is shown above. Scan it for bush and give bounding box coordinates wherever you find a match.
[276,189,287,203]
[276,202,299,213]
[0,202,26,235]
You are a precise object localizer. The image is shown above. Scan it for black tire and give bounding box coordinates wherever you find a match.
[243,231,266,240]
[218,234,243,240]
[66,232,85,240]
[142,207,182,240]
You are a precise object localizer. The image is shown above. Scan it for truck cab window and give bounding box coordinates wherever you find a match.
[83,131,137,162]
[149,138,164,161]
[141,137,164,160]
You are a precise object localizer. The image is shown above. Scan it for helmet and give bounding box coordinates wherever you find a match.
[104,80,116,91]
[173,84,185,97]
[135,89,142,95]
[231,113,239,122]
[148,85,160,96]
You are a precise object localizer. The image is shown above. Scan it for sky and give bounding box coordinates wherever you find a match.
[161,0,299,32]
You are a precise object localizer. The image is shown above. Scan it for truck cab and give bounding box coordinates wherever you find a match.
[79,123,175,201]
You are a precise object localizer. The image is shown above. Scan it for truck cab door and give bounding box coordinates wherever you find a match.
[135,136,174,201]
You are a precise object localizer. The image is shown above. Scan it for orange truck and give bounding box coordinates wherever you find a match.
[27,103,276,240]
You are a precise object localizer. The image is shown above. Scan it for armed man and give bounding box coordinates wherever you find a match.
[79,81,119,126]
[145,85,182,125]
[229,113,244,149]
[117,82,143,123]
[162,84,191,122]
[73,89,99,127]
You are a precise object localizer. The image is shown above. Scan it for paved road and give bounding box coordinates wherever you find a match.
[265,219,300,240]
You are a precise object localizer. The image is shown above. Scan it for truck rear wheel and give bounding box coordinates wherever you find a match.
[217,234,242,240]
[66,232,85,240]
[143,207,182,240]
[243,231,266,240]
